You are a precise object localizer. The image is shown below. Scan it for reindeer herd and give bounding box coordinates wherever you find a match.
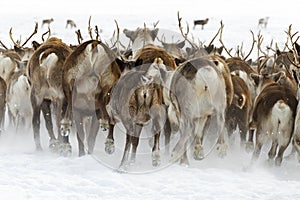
[1,13,300,171]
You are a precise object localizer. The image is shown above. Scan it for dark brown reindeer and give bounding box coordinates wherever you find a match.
[107,58,166,171]
[225,74,252,146]
[60,40,123,156]
[27,37,72,154]
[250,71,297,166]
[193,18,209,30]
[0,77,6,133]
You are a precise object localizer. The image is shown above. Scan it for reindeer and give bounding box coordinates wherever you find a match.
[291,69,300,162]
[225,74,252,147]
[107,58,166,170]
[60,40,124,156]
[66,19,77,28]
[249,71,297,166]
[123,26,159,57]
[6,69,32,132]
[258,17,269,28]
[193,18,209,30]
[158,39,186,65]
[0,77,6,133]
[169,56,228,165]
[42,18,54,27]
[27,37,72,154]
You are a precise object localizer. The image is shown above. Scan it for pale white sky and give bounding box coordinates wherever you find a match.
[2,0,299,17]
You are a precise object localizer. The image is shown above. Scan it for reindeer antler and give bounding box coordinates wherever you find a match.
[285,24,300,65]
[0,40,8,49]
[9,28,20,47]
[42,27,51,42]
[177,11,197,50]
[153,20,159,29]
[21,22,38,47]
[75,29,83,44]
[243,30,256,60]
[110,20,120,48]
[218,21,233,57]
[10,22,38,47]
[88,16,93,40]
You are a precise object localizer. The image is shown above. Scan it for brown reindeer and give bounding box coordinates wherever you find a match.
[66,19,77,28]
[27,37,72,154]
[42,18,54,27]
[107,58,166,171]
[0,77,6,133]
[61,40,123,156]
[291,69,300,162]
[193,18,209,30]
[225,74,252,147]
[250,71,297,166]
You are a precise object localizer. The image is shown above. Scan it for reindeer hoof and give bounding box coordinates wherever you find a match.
[193,144,204,160]
[216,143,227,158]
[59,143,72,157]
[152,151,161,167]
[105,139,115,154]
[49,139,60,153]
[245,142,254,153]
[36,145,43,152]
[275,157,282,166]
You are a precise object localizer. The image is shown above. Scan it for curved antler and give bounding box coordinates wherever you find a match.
[218,21,233,58]
[177,11,197,50]
[10,22,38,47]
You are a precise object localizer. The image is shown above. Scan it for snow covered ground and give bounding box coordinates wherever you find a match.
[1,0,300,199]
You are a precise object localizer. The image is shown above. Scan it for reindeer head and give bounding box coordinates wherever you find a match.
[250,71,285,95]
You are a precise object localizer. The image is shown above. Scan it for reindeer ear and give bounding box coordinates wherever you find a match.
[135,58,143,67]
[151,28,159,41]
[123,29,136,42]
[32,41,40,50]
[176,41,185,49]
[217,46,223,55]
[250,73,261,86]
[115,57,126,72]
[14,45,24,56]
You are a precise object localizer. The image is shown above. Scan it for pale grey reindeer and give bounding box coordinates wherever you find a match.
[169,56,228,165]
[42,18,54,28]
[258,17,269,28]
[123,26,159,57]
[6,70,32,132]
